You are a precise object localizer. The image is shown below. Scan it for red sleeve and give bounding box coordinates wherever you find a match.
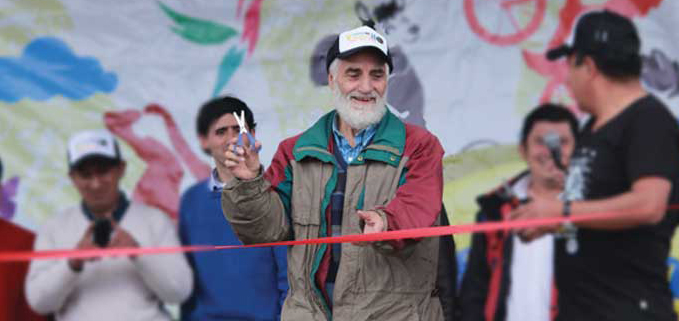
[264,135,299,188]
[0,221,47,321]
[380,125,444,232]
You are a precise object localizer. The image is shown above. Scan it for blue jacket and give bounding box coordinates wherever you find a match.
[179,179,288,321]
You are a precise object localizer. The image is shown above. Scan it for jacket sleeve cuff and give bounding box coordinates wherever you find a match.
[370,208,409,254]
[224,165,265,193]
[375,209,389,232]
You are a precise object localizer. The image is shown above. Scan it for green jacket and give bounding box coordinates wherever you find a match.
[222,110,445,321]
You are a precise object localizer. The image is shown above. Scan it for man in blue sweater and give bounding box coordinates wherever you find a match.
[179,96,288,321]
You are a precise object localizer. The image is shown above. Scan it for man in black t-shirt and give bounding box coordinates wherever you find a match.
[509,10,679,321]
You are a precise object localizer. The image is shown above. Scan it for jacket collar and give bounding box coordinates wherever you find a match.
[293,109,405,166]
[81,192,129,222]
[476,170,530,212]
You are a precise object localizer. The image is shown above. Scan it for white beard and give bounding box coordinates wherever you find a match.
[332,85,388,131]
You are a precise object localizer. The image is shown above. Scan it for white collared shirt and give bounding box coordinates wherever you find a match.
[506,175,554,321]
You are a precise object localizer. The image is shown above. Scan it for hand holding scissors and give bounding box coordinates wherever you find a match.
[232,110,261,153]
[223,110,262,180]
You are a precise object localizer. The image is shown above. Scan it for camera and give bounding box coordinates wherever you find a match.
[92,219,113,248]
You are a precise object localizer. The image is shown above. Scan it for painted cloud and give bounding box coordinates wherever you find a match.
[0,37,117,102]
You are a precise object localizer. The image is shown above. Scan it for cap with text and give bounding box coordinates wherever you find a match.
[326,25,393,73]
[67,130,122,169]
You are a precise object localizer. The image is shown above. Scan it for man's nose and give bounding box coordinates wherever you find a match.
[358,76,373,93]
[89,175,102,189]
[536,143,550,154]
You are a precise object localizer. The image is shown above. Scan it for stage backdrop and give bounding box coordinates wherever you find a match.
[2,0,679,309]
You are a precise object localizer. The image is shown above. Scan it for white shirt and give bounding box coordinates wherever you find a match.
[25,202,193,321]
[505,175,554,321]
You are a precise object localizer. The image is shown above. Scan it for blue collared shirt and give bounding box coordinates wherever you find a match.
[209,168,225,192]
[331,117,377,164]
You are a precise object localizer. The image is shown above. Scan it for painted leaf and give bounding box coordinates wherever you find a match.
[0,177,19,220]
[159,2,238,45]
[212,46,245,97]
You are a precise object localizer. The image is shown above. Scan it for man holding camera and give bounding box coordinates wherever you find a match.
[460,104,578,321]
[25,130,193,321]
[510,11,679,320]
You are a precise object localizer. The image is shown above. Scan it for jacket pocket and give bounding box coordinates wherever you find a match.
[357,236,438,294]
[290,201,321,226]
[359,301,422,321]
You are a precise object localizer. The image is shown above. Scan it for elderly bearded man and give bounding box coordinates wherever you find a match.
[220,24,447,321]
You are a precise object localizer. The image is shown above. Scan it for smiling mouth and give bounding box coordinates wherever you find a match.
[351,96,376,104]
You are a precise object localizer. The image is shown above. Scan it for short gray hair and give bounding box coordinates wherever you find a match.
[327,58,390,81]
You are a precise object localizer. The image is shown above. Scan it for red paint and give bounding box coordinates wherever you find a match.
[104,104,210,220]
[465,0,664,112]
[529,0,661,108]
[237,0,246,18]
[464,0,547,46]
[241,0,263,55]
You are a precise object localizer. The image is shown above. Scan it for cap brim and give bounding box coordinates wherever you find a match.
[336,46,394,74]
[546,44,573,61]
[69,154,120,170]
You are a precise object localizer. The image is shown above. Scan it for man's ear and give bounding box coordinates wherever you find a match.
[584,56,598,79]
[115,161,127,178]
[518,143,528,162]
[250,128,256,136]
[198,134,212,156]
[327,72,335,90]
[199,134,209,151]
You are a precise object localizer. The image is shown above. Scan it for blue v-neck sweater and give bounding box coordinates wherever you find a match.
[179,180,288,321]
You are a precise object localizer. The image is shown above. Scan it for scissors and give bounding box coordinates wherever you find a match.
[232,110,260,153]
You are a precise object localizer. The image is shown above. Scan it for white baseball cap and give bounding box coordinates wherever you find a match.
[326,25,393,73]
[67,130,122,169]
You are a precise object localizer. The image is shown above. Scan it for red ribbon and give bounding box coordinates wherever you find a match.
[0,210,627,262]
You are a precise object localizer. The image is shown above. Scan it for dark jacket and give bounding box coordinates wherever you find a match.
[438,204,458,321]
[459,172,557,321]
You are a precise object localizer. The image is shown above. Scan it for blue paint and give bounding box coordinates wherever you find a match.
[0,37,117,103]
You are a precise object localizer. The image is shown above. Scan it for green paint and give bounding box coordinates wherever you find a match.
[212,46,245,96]
[159,1,237,45]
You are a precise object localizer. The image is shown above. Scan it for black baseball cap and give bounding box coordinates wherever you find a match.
[546,10,640,62]
[325,24,394,74]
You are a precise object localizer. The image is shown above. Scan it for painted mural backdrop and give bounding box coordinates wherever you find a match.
[1,0,679,308]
